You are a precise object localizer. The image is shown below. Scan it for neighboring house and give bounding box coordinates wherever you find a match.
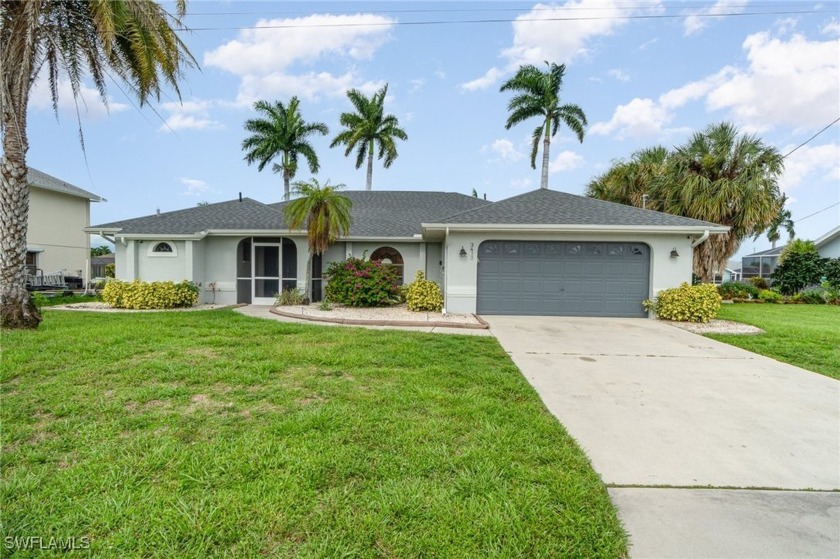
[714,260,741,284]
[814,225,840,258]
[27,168,104,280]
[740,245,784,280]
[87,189,727,317]
[91,253,115,278]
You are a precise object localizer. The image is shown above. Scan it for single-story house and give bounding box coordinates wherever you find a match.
[91,252,115,278]
[27,167,104,279]
[814,225,840,258]
[86,188,727,317]
[740,245,783,280]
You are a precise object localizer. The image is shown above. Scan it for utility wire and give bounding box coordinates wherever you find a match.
[179,8,820,31]
[793,202,840,224]
[782,117,840,159]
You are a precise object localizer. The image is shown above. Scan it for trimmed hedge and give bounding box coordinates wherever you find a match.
[644,283,721,323]
[405,271,444,312]
[102,280,199,309]
[717,281,759,300]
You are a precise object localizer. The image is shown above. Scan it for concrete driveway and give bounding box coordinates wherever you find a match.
[486,316,840,558]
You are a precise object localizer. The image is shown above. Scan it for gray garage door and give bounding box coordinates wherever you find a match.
[476,241,650,317]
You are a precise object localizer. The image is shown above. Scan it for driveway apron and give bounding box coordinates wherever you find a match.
[485,316,840,558]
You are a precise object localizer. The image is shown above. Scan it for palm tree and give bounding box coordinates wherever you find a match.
[284,178,352,302]
[764,194,795,248]
[330,85,407,190]
[588,123,784,282]
[242,97,328,202]
[500,62,587,189]
[1,0,194,329]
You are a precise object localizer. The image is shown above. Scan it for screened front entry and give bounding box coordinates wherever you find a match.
[476,241,650,317]
[236,238,297,304]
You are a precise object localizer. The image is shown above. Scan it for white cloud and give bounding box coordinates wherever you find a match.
[484,138,525,161]
[683,0,746,36]
[180,178,209,196]
[638,37,658,50]
[236,72,385,104]
[590,98,673,138]
[821,18,840,35]
[434,69,447,80]
[29,77,128,119]
[459,67,505,92]
[548,150,584,173]
[608,68,630,82]
[204,13,394,104]
[778,142,840,193]
[460,0,662,91]
[593,30,840,137]
[409,79,425,93]
[158,98,224,132]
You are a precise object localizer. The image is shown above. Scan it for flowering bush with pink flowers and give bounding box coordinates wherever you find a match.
[324,256,401,307]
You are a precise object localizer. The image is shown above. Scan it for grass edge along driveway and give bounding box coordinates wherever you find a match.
[2,309,627,558]
[707,303,840,380]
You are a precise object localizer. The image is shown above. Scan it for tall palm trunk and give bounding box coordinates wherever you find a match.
[540,120,551,189]
[366,139,374,191]
[1,10,42,329]
[304,249,313,303]
[282,152,291,201]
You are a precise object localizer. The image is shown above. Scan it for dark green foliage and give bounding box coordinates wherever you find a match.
[747,277,769,290]
[793,289,827,305]
[770,252,827,295]
[324,257,400,307]
[823,258,840,290]
[717,281,759,300]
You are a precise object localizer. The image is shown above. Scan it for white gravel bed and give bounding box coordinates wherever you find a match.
[48,302,228,313]
[276,303,482,325]
[663,319,764,335]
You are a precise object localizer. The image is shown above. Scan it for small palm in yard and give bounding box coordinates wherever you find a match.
[242,97,329,201]
[284,178,352,302]
[330,84,407,190]
[500,62,587,190]
[0,0,194,329]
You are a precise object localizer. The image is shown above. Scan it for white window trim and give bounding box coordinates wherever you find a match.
[147,241,178,257]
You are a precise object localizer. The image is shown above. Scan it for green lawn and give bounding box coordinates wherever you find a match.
[708,304,840,380]
[1,310,626,558]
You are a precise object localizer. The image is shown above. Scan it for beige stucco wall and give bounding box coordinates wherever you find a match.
[441,230,696,315]
[27,186,91,275]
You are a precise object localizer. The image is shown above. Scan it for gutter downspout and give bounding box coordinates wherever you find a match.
[691,230,710,248]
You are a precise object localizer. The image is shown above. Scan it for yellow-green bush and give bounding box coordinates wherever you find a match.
[102,280,199,310]
[643,282,721,323]
[405,271,444,312]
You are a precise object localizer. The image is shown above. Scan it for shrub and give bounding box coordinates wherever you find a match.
[747,277,769,290]
[101,280,199,309]
[104,263,116,278]
[795,288,826,305]
[824,258,840,290]
[276,288,306,306]
[758,289,783,303]
[324,256,400,307]
[820,281,840,305]
[717,281,759,300]
[644,283,721,323]
[405,271,444,312]
[771,251,827,295]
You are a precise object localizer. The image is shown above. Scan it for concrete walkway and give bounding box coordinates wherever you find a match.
[233,305,491,336]
[485,316,840,558]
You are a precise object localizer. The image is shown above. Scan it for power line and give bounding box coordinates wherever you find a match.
[179,8,821,31]
[793,202,840,224]
[783,117,840,159]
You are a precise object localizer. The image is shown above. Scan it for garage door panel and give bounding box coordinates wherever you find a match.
[477,241,650,317]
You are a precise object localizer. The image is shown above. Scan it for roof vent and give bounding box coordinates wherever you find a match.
[156,208,160,215]
[239,192,242,202]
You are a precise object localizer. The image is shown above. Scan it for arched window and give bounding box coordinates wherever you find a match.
[371,246,404,285]
[148,241,177,257]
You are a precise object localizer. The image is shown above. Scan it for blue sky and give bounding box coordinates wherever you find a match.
[26,1,840,256]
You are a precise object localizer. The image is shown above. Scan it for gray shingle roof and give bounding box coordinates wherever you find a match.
[743,245,785,257]
[28,167,104,202]
[437,189,724,228]
[91,198,286,234]
[270,191,490,237]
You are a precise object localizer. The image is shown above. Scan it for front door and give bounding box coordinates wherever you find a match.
[253,243,281,305]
